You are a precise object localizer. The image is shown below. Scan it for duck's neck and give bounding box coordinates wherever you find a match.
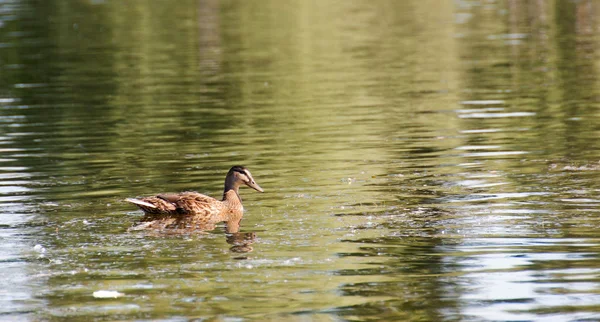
[222,188,242,204]
[221,189,244,225]
[223,175,242,200]
[222,175,244,218]
[224,173,241,195]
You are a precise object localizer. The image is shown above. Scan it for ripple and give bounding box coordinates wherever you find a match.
[460,100,506,105]
[458,112,536,118]
[0,98,19,104]
[456,145,501,150]
[448,192,551,202]
[460,151,528,157]
[560,198,600,203]
[0,186,31,194]
[454,179,507,189]
[455,238,600,320]
[13,83,46,88]
[0,166,28,171]
[460,129,502,133]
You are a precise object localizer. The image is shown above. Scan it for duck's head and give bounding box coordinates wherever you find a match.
[226,165,264,193]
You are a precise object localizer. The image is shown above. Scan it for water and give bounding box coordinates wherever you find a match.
[2,0,600,321]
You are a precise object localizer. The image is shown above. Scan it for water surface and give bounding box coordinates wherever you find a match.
[2,0,600,321]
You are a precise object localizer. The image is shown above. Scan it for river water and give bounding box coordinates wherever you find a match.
[2,0,600,321]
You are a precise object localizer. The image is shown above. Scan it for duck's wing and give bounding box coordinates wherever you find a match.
[125,196,178,215]
[126,191,222,217]
[163,191,222,216]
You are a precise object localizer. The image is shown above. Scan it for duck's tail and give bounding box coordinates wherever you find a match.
[125,198,157,209]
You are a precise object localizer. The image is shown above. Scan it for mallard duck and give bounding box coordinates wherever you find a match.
[126,166,263,231]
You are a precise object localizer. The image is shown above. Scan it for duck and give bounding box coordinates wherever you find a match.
[126,166,263,231]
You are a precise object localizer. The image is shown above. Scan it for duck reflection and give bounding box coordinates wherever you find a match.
[226,232,257,253]
[224,219,256,253]
[130,218,257,253]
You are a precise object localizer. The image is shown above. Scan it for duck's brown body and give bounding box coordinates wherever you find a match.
[126,166,262,232]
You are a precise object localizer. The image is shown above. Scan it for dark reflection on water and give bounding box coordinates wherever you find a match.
[2,0,600,321]
[129,216,257,253]
[227,232,257,254]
